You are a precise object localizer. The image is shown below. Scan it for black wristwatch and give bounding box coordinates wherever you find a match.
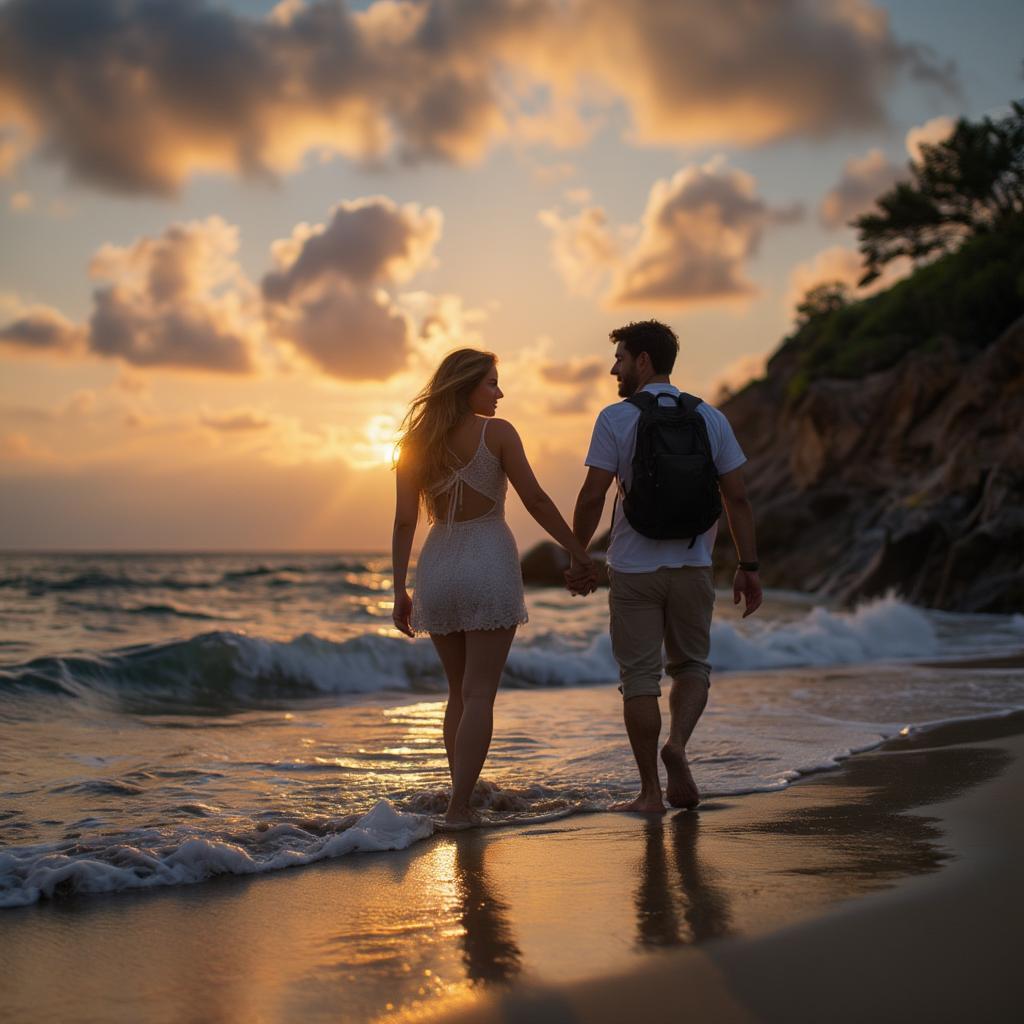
[738,560,760,573]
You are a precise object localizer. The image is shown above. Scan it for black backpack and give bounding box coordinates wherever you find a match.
[620,391,722,543]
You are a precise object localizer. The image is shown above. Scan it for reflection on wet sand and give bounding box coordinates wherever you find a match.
[630,742,1010,952]
[454,836,522,986]
[635,814,733,949]
[742,745,1011,891]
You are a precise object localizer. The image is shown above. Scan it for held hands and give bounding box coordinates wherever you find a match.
[733,569,763,618]
[564,556,598,597]
[392,588,414,637]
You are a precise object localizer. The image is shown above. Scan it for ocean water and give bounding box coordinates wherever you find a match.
[1,551,1022,909]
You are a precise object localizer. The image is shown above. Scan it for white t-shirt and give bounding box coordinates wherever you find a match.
[585,383,746,572]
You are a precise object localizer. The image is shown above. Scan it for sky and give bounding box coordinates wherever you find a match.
[1,0,1022,552]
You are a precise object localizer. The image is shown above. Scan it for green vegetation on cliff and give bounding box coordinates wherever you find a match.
[782,217,1024,396]
[777,101,1024,400]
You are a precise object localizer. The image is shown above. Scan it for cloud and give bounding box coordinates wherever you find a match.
[535,355,607,415]
[87,217,259,373]
[200,409,272,432]
[0,306,86,355]
[905,114,955,162]
[268,283,413,380]
[537,205,620,296]
[565,158,802,308]
[1,197,449,382]
[571,0,956,147]
[818,117,959,230]
[263,197,441,302]
[539,356,605,384]
[785,244,909,318]
[263,197,441,380]
[411,291,489,352]
[818,148,904,229]
[0,0,957,194]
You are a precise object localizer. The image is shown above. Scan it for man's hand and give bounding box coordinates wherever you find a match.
[392,588,414,637]
[565,558,598,596]
[733,569,763,618]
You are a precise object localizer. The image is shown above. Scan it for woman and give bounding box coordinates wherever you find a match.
[392,349,594,827]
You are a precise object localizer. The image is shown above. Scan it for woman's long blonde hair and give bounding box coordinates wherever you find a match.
[396,348,497,520]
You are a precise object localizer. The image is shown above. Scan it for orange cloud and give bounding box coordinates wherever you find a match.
[905,114,956,162]
[1,198,451,382]
[537,205,620,296]
[87,217,259,373]
[543,159,802,308]
[199,409,273,433]
[611,159,803,305]
[0,0,957,193]
[0,306,86,356]
[539,356,606,385]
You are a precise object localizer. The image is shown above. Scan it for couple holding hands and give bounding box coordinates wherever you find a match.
[392,319,761,827]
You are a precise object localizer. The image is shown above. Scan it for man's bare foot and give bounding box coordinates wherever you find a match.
[609,794,666,814]
[661,743,700,809]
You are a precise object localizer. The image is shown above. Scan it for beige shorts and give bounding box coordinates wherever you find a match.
[608,565,715,700]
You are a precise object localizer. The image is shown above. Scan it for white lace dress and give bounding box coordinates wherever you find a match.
[411,422,529,636]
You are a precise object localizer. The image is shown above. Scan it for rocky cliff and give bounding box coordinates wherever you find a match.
[714,314,1024,612]
[521,316,1024,612]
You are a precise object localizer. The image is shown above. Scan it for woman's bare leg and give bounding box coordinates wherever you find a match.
[447,626,516,824]
[430,632,467,781]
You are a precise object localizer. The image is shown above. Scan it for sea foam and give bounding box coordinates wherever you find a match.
[711,595,938,671]
[0,801,433,908]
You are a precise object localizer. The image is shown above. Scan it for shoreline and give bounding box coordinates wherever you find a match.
[435,714,1024,1024]
[3,710,1021,1023]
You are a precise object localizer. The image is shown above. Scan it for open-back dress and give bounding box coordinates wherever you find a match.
[410,420,529,636]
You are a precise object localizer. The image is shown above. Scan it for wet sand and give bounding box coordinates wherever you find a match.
[2,713,1022,1024]
[436,714,1024,1024]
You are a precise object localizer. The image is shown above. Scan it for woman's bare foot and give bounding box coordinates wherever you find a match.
[661,743,700,808]
[440,807,481,831]
[436,817,479,832]
[609,793,666,814]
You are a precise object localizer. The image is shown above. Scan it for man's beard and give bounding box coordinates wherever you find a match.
[617,370,638,397]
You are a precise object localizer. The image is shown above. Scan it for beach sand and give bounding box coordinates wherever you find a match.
[3,713,1021,1024]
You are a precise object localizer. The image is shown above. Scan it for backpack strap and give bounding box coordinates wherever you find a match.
[676,392,703,413]
[625,391,658,412]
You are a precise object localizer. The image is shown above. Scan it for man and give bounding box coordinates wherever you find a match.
[568,320,762,813]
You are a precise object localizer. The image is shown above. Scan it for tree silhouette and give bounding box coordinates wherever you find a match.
[795,281,851,326]
[856,101,1024,284]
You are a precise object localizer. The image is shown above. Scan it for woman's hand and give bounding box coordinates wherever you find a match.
[565,555,597,596]
[392,588,414,637]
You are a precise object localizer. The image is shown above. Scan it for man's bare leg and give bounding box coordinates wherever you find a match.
[661,673,708,809]
[611,695,666,813]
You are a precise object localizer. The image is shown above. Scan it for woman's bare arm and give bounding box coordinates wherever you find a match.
[391,456,420,637]
[493,420,592,566]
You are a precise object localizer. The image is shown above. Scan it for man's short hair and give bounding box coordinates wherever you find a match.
[609,320,679,374]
